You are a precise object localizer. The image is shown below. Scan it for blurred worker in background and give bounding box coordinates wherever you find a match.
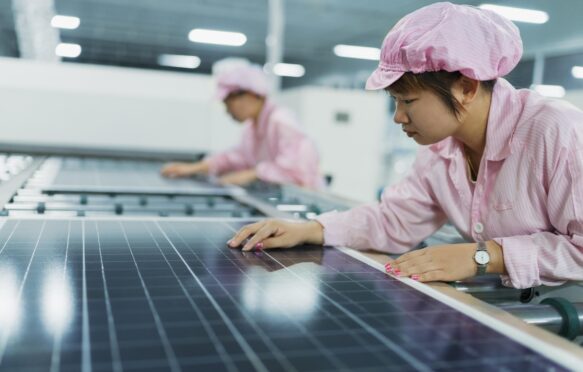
[162,64,324,189]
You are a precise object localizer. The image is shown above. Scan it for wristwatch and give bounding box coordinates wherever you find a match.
[474,241,490,275]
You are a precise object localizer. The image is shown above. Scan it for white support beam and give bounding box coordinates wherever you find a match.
[12,0,61,62]
[265,0,284,93]
[532,52,545,86]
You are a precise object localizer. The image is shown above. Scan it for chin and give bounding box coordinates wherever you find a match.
[413,135,441,146]
[411,136,428,145]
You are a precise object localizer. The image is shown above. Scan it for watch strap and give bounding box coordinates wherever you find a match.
[476,241,488,276]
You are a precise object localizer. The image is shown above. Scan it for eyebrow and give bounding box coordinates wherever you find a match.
[390,93,415,100]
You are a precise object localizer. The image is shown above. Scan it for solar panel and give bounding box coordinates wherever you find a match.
[27,157,229,195]
[0,218,574,371]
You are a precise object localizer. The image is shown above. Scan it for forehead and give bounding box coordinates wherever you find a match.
[224,91,249,102]
[386,86,423,97]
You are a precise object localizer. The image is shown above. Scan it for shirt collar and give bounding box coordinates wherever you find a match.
[429,78,521,161]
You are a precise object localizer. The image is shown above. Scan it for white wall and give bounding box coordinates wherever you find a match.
[0,57,242,154]
[564,89,583,110]
[278,87,388,202]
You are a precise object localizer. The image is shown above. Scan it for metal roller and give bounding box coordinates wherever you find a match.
[501,300,583,340]
[451,276,527,304]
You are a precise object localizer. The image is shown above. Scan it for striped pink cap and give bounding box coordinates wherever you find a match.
[216,65,270,101]
[366,2,523,90]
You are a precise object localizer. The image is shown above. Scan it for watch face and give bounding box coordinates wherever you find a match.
[475,251,490,265]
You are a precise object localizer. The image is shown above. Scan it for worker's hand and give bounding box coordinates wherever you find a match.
[386,241,505,282]
[228,219,324,251]
[218,169,257,186]
[161,161,209,178]
[386,243,478,282]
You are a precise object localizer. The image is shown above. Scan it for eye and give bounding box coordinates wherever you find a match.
[402,99,415,105]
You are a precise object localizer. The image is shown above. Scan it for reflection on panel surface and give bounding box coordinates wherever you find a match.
[0,219,567,371]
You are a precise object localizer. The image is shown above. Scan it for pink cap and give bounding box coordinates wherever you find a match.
[216,64,270,100]
[366,2,523,90]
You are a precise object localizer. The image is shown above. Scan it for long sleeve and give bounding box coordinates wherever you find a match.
[495,146,583,288]
[316,149,448,253]
[205,127,254,175]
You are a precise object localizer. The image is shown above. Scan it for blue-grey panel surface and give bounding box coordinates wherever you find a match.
[34,158,228,195]
[0,219,567,371]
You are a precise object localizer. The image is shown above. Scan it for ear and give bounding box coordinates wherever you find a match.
[455,76,480,106]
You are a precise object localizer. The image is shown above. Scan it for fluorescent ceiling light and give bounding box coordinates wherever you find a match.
[531,84,565,98]
[51,15,80,29]
[572,66,583,79]
[158,54,201,69]
[55,43,82,58]
[188,28,246,46]
[272,63,305,77]
[333,44,380,60]
[479,4,549,24]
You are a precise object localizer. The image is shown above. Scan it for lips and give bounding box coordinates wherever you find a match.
[402,128,417,137]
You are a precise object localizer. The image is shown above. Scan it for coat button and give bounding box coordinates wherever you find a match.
[473,222,484,234]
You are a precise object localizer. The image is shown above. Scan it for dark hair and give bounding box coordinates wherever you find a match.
[225,90,248,100]
[388,71,496,117]
[224,90,265,102]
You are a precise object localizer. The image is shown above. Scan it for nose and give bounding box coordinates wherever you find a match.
[393,102,409,125]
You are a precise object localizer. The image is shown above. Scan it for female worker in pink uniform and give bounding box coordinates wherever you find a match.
[161,65,324,189]
[227,2,583,289]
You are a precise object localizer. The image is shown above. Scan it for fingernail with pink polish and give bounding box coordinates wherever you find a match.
[411,274,419,281]
[394,269,401,277]
[254,242,264,251]
[385,267,393,273]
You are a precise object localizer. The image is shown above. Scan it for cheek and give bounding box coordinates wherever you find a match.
[415,105,459,133]
[228,104,244,117]
[432,117,458,136]
[225,102,235,113]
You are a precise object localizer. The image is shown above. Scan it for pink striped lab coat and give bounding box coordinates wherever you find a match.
[206,100,324,190]
[316,78,583,288]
